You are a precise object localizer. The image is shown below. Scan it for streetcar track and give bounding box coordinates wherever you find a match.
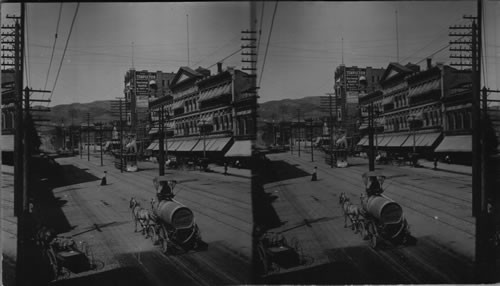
[282,155,475,235]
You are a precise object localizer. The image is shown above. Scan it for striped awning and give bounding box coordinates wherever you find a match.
[408,79,440,97]
[384,134,410,147]
[357,136,368,146]
[146,140,158,150]
[198,83,231,102]
[435,135,471,152]
[175,139,199,152]
[172,101,184,110]
[149,128,158,135]
[208,137,232,151]
[382,96,394,105]
[225,140,252,157]
[1,134,14,152]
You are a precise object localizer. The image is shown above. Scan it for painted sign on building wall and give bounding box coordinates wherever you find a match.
[135,71,157,97]
[345,67,366,92]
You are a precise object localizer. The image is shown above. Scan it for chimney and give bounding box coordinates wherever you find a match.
[217,62,223,73]
[426,58,432,70]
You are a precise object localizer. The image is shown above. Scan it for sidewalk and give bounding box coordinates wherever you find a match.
[208,164,251,179]
[417,159,471,176]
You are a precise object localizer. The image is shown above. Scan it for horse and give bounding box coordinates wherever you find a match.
[129,197,151,236]
[339,193,362,233]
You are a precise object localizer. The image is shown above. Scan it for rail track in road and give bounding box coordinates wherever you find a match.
[262,153,475,283]
[54,157,252,285]
[282,154,475,236]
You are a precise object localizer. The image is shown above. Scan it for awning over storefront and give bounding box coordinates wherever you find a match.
[208,137,232,151]
[382,96,394,105]
[384,134,409,147]
[167,140,183,151]
[175,139,199,152]
[1,134,14,152]
[146,140,158,150]
[357,136,368,146]
[225,140,252,157]
[401,134,422,147]
[198,83,231,102]
[434,135,471,152]
[408,79,440,97]
[377,135,391,146]
[417,132,441,147]
[172,101,184,110]
[149,128,158,135]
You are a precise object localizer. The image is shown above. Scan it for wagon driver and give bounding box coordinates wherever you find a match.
[366,176,382,196]
[156,179,174,201]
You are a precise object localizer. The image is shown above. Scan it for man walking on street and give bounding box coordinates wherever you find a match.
[224,162,228,175]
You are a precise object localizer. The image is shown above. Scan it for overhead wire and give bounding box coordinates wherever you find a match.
[24,4,30,88]
[258,1,278,88]
[43,3,63,93]
[47,2,80,107]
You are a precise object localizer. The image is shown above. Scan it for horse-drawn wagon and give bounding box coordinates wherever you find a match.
[129,176,202,254]
[340,171,414,248]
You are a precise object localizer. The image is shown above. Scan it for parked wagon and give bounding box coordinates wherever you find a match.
[147,176,202,254]
[358,171,414,248]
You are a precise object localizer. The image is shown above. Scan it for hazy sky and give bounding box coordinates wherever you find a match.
[2,2,249,106]
[255,1,499,102]
[2,2,499,107]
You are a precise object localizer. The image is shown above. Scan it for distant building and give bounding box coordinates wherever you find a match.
[147,63,255,161]
[357,60,473,162]
[123,69,176,149]
[334,65,385,147]
[1,70,16,164]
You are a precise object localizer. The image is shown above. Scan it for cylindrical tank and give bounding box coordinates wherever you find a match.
[365,196,403,224]
[154,200,194,229]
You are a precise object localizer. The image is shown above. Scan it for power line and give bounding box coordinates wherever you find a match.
[43,3,63,93]
[259,1,278,88]
[256,2,265,57]
[206,47,243,69]
[48,3,80,106]
[24,5,30,87]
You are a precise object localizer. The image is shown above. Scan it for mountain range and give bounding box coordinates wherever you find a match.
[41,96,325,128]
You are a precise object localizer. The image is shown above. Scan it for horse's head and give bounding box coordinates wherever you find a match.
[339,192,347,204]
[129,197,138,209]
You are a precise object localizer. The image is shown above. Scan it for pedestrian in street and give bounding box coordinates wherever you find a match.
[433,157,438,170]
[100,171,107,186]
[311,166,318,181]
[224,162,228,175]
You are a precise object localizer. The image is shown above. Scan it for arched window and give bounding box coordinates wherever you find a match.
[463,112,471,129]
[456,113,463,130]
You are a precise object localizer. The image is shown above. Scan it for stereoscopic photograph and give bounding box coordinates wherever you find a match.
[1,1,500,286]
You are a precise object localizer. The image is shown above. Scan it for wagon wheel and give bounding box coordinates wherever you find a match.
[358,220,367,240]
[368,222,378,249]
[160,227,169,254]
[46,248,59,281]
[148,225,159,245]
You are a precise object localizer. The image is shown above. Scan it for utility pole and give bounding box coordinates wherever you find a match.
[368,103,375,171]
[80,126,82,159]
[100,122,103,166]
[119,98,124,173]
[297,109,301,157]
[309,119,314,162]
[324,93,335,168]
[86,113,90,161]
[158,106,165,176]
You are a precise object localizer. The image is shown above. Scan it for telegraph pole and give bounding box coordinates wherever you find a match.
[87,113,90,161]
[368,103,375,171]
[100,123,104,166]
[159,106,165,176]
[297,109,301,157]
[325,93,335,168]
[309,119,314,162]
[119,98,124,173]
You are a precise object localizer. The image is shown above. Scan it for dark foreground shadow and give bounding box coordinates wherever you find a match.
[55,164,101,188]
[263,160,311,184]
[50,266,154,286]
[259,235,474,285]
